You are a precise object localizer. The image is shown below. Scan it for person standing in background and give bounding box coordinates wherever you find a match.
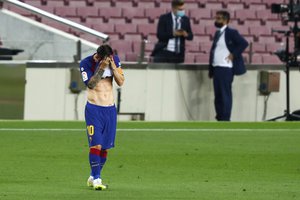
[209,10,248,121]
[152,0,193,63]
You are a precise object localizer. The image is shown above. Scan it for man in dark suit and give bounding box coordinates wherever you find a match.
[209,10,248,121]
[152,0,193,63]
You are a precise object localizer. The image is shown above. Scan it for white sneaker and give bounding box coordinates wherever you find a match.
[87,176,94,187]
[93,178,107,190]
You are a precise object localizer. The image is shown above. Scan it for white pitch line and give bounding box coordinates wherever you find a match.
[118,128,300,132]
[0,128,83,131]
[0,128,299,132]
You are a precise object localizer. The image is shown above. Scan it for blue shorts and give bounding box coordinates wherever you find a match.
[85,102,117,149]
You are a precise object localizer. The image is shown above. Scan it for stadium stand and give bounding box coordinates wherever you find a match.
[0,4,24,60]
[0,34,24,60]
[1,0,289,63]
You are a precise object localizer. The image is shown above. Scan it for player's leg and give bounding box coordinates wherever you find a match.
[86,134,108,190]
[90,145,107,190]
[95,106,116,189]
[85,102,106,190]
[87,144,107,190]
[85,122,102,187]
[99,149,108,177]
[88,144,101,185]
[90,105,116,190]
[97,105,117,174]
[89,149,107,187]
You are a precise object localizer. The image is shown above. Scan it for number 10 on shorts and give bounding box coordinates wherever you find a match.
[87,125,94,136]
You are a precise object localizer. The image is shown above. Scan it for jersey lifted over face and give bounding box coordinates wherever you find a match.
[79,54,122,86]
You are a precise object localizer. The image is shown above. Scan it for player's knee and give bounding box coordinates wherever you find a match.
[90,145,101,155]
[90,145,101,150]
[100,149,108,158]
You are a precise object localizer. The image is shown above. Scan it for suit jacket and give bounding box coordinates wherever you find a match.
[209,27,249,76]
[152,12,193,59]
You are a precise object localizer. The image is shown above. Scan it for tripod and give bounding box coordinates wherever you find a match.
[268,28,300,121]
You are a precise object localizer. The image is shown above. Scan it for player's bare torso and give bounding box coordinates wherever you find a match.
[87,77,114,106]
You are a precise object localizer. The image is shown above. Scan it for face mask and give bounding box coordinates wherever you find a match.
[214,22,223,28]
[176,10,185,17]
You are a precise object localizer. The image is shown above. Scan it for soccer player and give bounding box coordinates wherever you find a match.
[79,44,124,190]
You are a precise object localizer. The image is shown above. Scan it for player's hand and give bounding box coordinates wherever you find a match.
[108,56,117,70]
[99,57,110,69]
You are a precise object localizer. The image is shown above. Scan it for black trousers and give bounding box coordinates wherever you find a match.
[153,50,184,63]
[213,67,234,121]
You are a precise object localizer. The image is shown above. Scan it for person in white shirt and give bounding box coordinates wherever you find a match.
[209,10,249,121]
[152,0,193,63]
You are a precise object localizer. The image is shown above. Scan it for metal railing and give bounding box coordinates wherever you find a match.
[0,0,109,41]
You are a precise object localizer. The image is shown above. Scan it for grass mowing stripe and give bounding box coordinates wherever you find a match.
[1,121,300,130]
[0,128,300,132]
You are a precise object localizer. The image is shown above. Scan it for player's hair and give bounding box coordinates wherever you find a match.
[172,0,184,8]
[216,10,230,22]
[96,44,113,59]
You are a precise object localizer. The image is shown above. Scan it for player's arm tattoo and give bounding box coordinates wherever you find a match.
[87,68,105,89]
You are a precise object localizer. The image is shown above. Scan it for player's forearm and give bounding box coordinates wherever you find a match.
[113,69,124,86]
[87,69,105,89]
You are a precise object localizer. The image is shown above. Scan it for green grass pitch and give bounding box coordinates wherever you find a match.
[0,121,299,200]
